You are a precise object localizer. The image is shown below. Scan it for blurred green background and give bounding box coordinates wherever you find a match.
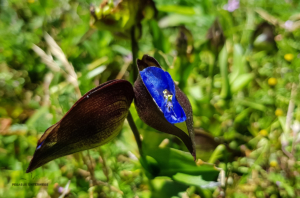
[1,0,300,197]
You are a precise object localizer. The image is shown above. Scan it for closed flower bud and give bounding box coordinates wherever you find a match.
[206,19,225,54]
[133,55,196,159]
[26,80,134,173]
[90,0,157,39]
[251,22,277,53]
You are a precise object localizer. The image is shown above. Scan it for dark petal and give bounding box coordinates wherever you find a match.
[175,85,196,158]
[134,55,196,159]
[136,54,162,71]
[27,80,134,173]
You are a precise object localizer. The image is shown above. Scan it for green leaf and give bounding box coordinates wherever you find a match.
[235,99,266,111]
[278,116,288,133]
[219,46,231,99]
[149,20,170,53]
[268,173,295,197]
[208,144,226,164]
[173,173,220,188]
[150,177,188,198]
[234,108,252,124]
[159,14,211,28]
[87,65,107,79]
[231,73,254,93]
[25,106,51,132]
[157,5,199,15]
[144,147,220,180]
[230,44,246,83]
[111,45,131,55]
[233,44,246,75]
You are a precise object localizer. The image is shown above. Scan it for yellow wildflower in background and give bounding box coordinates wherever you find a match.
[259,129,268,136]
[268,77,277,86]
[270,160,278,167]
[275,109,283,116]
[284,53,294,62]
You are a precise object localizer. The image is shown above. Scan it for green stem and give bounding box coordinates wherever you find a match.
[127,111,144,158]
[127,112,150,176]
[129,25,149,167]
[130,25,139,82]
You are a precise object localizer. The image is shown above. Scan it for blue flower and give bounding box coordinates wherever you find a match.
[134,55,196,159]
[140,66,186,124]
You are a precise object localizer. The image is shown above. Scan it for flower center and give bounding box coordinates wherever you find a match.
[163,89,174,112]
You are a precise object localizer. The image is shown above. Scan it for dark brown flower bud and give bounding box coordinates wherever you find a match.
[251,21,277,53]
[133,55,196,159]
[27,80,134,173]
[206,19,225,54]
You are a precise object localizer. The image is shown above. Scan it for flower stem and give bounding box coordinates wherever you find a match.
[129,25,149,168]
[130,25,139,82]
[127,111,150,172]
[129,25,142,154]
[127,111,143,157]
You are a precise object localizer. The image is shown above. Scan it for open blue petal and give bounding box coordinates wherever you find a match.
[140,66,186,124]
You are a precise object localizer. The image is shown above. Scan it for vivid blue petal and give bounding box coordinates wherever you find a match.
[140,66,186,124]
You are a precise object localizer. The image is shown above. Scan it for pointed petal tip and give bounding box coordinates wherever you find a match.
[26,167,31,173]
[192,150,196,161]
[26,163,34,173]
[26,157,36,173]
